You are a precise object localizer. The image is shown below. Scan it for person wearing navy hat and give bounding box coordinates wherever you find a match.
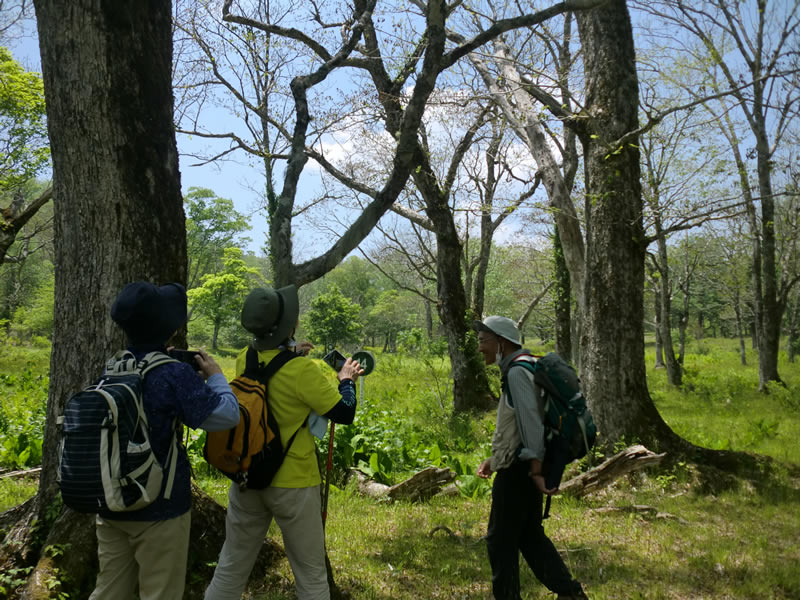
[89,281,241,600]
[206,285,364,600]
[474,316,587,600]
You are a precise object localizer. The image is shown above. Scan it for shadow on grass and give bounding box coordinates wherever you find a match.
[333,489,800,600]
[341,513,490,599]
[678,444,800,508]
[574,538,800,599]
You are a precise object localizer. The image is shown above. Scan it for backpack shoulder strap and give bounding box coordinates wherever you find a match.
[139,351,178,376]
[507,353,537,374]
[249,348,305,452]
[136,350,179,500]
[105,350,137,374]
[249,348,299,382]
[501,353,538,409]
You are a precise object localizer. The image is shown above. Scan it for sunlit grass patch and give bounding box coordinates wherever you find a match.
[0,474,39,514]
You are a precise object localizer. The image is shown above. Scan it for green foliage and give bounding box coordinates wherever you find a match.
[10,275,54,339]
[184,187,252,289]
[0,565,32,599]
[649,338,800,463]
[302,284,362,351]
[2,339,800,599]
[397,327,424,353]
[0,367,48,469]
[0,193,54,326]
[367,289,418,350]
[0,47,49,192]
[188,247,261,348]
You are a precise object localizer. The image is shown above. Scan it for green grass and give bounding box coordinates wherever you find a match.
[647,338,800,464]
[2,338,799,599]
[210,466,799,599]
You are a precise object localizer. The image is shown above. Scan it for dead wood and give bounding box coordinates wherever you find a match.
[559,444,667,498]
[0,468,42,480]
[590,504,688,524]
[352,466,456,502]
[387,466,456,501]
[352,470,391,498]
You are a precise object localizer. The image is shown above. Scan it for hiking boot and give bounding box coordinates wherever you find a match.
[557,585,588,599]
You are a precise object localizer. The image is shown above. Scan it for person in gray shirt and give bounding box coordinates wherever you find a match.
[474,316,587,600]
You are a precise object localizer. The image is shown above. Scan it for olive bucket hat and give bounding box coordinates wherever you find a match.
[241,285,300,350]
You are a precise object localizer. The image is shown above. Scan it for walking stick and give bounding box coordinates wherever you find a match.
[322,420,335,526]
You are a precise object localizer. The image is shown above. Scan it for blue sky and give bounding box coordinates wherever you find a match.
[10,21,272,255]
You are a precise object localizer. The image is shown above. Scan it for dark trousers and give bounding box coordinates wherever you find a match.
[487,461,580,599]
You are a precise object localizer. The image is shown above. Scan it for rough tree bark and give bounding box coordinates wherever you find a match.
[574,0,677,449]
[0,2,272,598]
[553,224,573,361]
[573,2,772,480]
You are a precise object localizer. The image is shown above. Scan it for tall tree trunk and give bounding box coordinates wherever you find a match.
[575,0,675,448]
[425,299,433,339]
[652,283,665,369]
[678,281,689,365]
[553,224,573,361]
[787,291,799,364]
[14,1,186,596]
[754,104,782,388]
[473,39,586,320]
[655,219,681,386]
[469,127,502,320]
[734,296,747,366]
[414,162,492,412]
[212,321,220,350]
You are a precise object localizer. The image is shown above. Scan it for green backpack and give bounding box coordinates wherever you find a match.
[505,352,597,516]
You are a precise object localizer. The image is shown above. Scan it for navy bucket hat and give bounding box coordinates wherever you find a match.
[111,281,187,345]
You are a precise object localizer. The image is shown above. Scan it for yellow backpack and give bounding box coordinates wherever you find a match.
[203,348,302,489]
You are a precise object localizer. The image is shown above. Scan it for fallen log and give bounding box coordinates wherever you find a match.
[559,444,666,498]
[387,466,455,501]
[352,466,456,502]
[352,445,664,504]
[0,467,42,479]
[352,470,391,498]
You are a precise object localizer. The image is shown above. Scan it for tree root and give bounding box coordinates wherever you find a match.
[1,483,284,600]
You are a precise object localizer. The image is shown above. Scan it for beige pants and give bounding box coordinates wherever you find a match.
[89,511,191,600]
[205,485,328,600]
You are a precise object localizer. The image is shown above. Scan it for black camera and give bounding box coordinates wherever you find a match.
[168,349,201,366]
[322,349,346,372]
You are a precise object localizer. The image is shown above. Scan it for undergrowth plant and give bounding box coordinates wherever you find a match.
[0,369,49,470]
[1,339,799,598]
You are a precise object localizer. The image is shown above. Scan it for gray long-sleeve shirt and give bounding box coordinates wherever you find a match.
[490,348,546,471]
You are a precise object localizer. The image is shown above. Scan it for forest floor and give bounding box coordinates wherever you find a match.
[1,337,799,598]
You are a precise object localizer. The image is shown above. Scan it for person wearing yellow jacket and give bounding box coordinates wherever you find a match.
[205,284,363,600]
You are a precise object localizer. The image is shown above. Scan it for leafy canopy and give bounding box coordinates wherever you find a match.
[0,47,49,193]
[185,187,251,289]
[302,284,362,351]
[188,247,260,346]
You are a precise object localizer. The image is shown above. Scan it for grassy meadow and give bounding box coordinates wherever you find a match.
[1,338,799,599]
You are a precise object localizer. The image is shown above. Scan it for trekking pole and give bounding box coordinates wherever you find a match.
[322,420,335,527]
